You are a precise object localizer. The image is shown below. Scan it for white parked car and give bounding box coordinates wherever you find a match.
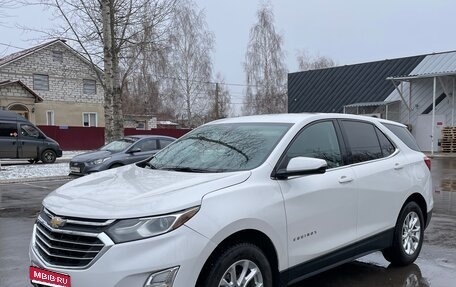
[29,113,433,287]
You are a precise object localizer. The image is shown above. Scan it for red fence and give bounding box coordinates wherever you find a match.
[38,126,191,151]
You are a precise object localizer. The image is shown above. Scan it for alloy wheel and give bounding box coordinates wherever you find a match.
[218,259,264,287]
[401,211,421,255]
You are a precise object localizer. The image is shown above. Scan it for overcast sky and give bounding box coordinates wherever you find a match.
[1,0,456,111]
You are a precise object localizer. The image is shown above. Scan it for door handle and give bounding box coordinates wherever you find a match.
[339,175,353,183]
[394,163,404,170]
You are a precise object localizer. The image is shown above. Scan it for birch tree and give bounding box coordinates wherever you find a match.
[243,3,287,115]
[27,0,177,141]
[167,0,214,127]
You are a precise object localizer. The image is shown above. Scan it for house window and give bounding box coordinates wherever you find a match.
[52,51,63,63]
[46,110,55,125]
[33,74,49,91]
[83,79,97,95]
[83,112,97,127]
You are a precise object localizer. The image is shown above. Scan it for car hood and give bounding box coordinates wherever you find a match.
[43,165,251,219]
[71,150,114,162]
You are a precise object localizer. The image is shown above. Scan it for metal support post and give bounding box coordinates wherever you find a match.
[432,77,436,155]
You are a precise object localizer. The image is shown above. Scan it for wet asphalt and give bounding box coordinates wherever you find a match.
[0,159,455,287]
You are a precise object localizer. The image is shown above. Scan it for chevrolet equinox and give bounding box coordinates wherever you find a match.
[29,113,433,287]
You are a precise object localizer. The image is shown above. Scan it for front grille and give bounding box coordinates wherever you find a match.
[34,209,114,268]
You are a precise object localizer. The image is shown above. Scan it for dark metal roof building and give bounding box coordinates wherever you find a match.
[288,55,426,113]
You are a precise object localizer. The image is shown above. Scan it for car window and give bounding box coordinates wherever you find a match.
[341,121,382,164]
[160,139,174,149]
[100,138,136,152]
[20,124,40,138]
[375,128,396,157]
[134,139,158,152]
[383,123,421,151]
[281,121,343,169]
[0,123,18,137]
[149,123,292,172]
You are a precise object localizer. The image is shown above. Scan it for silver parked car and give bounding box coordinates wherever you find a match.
[69,135,175,175]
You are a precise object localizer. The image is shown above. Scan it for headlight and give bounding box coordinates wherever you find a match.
[88,157,111,165]
[106,206,199,243]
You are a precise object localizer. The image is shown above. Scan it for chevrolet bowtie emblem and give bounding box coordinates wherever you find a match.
[50,216,66,229]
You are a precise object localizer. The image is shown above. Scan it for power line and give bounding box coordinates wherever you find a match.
[0,42,24,50]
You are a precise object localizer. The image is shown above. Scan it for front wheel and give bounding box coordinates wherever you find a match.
[41,150,56,164]
[201,243,272,287]
[382,201,424,266]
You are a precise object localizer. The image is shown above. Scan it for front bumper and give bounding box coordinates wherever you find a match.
[69,161,106,175]
[30,223,214,287]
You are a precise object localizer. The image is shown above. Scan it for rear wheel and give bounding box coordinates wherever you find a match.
[382,202,424,266]
[201,243,272,287]
[41,150,56,164]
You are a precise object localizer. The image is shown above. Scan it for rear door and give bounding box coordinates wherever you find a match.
[18,123,42,158]
[339,120,409,239]
[278,120,358,266]
[0,122,19,158]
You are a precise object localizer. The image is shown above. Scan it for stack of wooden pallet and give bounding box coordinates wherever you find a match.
[442,127,456,153]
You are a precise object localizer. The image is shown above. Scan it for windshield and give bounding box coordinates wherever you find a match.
[149,123,292,172]
[100,138,136,153]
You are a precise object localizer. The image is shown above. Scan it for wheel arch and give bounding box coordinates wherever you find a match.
[196,229,280,286]
[403,193,428,225]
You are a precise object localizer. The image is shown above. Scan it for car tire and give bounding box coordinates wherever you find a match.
[200,243,273,287]
[382,201,424,266]
[109,163,123,169]
[41,150,57,164]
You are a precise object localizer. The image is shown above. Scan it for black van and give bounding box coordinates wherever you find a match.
[0,110,62,163]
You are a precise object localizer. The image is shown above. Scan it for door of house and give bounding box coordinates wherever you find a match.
[414,114,445,152]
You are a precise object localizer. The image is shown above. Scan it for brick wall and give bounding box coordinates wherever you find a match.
[0,41,104,126]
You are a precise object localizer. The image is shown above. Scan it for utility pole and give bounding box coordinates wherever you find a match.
[215,82,220,119]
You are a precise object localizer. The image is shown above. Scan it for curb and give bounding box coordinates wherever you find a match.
[0,175,74,184]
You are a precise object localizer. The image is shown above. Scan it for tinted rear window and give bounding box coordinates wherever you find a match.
[383,123,421,151]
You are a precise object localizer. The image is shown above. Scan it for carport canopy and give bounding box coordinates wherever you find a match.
[386,71,456,155]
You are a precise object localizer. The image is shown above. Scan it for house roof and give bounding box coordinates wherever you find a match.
[0,39,103,73]
[288,55,426,113]
[0,80,44,102]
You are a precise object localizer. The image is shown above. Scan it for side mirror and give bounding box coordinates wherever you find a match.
[128,147,141,153]
[274,157,327,179]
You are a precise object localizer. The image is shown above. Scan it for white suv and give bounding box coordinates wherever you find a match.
[29,113,433,287]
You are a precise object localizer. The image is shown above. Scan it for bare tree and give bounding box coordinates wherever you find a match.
[166,0,214,127]
[296,49,336,71]
[207,73,231,121]
[0,0,15,26]
[24,0,177,141]
[243,3,287,115]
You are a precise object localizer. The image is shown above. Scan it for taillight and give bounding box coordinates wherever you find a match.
[424,156,431,170]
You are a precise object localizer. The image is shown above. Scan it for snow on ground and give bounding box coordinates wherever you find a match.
[0,151,89,181]
[0,163,69,181]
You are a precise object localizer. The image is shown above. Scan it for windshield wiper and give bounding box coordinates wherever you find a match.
[161,166,211,173]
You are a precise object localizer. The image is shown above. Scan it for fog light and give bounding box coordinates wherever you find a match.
[144,266,179,287]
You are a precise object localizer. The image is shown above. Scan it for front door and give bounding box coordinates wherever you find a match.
[277,121,358,267]
[18,123,42,158]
